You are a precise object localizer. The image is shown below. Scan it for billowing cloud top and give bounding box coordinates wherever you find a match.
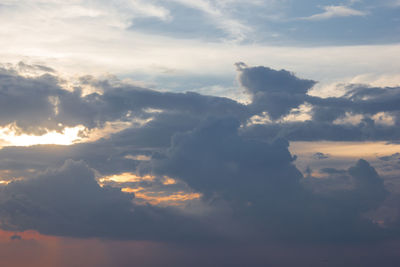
[0,62,399,248]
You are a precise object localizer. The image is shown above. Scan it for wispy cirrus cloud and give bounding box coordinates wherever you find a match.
[301,5,367,21]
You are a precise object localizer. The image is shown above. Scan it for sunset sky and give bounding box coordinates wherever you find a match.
[1,0,400,266]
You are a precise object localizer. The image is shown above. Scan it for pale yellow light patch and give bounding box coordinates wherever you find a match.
[135,191,201,206]
[350,73,400,87]
[306,170,328,178]
[99,173,155,183]
[0,117,152,148]
[372,112,395,126]
[121,187,146,193]
[143,108,164,114]
[76,117,153,144]
[124,154,151,161]
[122,188,201,206]
[247,104,313,126]
[333,112,364,125]
[0,125,85,146]
[162,176,177,185]
[308,82,348,98]
[290,141,400,159]
[247,112,271,126]
[0,180,10,185]
[280,104,312,122]
[78,120,133,143]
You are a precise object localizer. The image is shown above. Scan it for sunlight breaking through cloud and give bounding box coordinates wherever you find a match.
[0,125,85,147]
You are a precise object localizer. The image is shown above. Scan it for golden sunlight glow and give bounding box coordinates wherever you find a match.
[162,176,177,185]
[0,119,147,148]
[0,125,85,147]
[100,173,193,206]
[124,154,152,161]
[281,104,313,122]
[247,104,313,126]
[247,112,271,125]
[122,188,201,206]
[99,173,155,183]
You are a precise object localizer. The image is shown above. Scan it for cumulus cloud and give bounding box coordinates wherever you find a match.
[0,63,399,245]
[1,63,400,143]
[153,117,302,201]
[0,160,219,241]
[1,120,388,243]
[0,64,246,135]
[238,65,400,142]
[236,62,316,120]
[151,118,390,242]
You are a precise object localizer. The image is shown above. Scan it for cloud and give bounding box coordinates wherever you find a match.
[0,160,220,241]
[0,160,136,237]
[153,117,302,202]
[0,63,398,245]
[378,152,400,162]
[167,0,252,41]
[313,152,330,160]
[390,0,400,7]
[238,64,400,142]
[236,62,316,120]
[9,234,21,240]
[244,120,400,142]
[302,5,367,20]
[0,64,246,135]
[2,62,400,144]
[151,117,390,242]
[0,115,392,243]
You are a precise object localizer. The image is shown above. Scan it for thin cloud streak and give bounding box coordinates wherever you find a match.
[301,5,367,21]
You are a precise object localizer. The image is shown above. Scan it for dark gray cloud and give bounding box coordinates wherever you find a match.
[150,117,390,242]
[243,119,400,142]
[379,153,400,162]
[0,64,246,134]
[236,62,316,120]
[0,63,400,246]
[9,234,21,241]
[0,160,221,242]
[0,117,392,244]
[307,85,400,123]
[313,152,330,160]
[0,68,64,134]
[2,63,400,142]
[153,117,301,202]
[235,64,400,142]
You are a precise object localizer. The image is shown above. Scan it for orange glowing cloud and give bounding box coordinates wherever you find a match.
[121,187,201,206]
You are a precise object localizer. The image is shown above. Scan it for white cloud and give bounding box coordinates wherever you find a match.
[0,0,398,88]
[168,0,252,41]
[302,5,367,20]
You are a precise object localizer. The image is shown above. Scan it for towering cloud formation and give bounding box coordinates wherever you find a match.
[0,63,398,245]
[236,62,316,119]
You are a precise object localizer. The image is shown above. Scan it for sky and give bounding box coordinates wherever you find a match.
[0,0,400,266]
